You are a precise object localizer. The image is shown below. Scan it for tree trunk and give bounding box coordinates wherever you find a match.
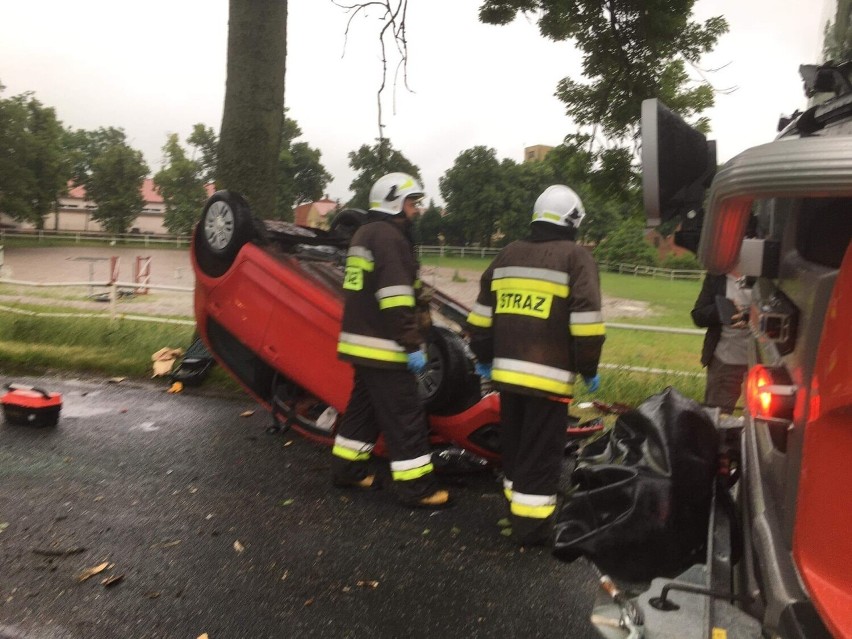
[218,0,288,217]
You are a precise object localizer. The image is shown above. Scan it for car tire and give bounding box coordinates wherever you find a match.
[194,190,256,277]
[419,326,480,414]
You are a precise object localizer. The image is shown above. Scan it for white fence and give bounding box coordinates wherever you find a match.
[0,278,195,326]
[0,227,191,247]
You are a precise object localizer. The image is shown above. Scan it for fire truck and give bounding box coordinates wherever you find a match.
[623,16,852,639]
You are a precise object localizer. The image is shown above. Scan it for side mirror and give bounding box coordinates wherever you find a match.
[641,99,717,251]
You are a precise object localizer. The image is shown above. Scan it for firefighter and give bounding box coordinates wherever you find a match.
[332,172,450,509]
[466,185,605,545]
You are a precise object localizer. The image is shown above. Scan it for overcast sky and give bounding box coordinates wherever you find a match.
[0,1,827,207]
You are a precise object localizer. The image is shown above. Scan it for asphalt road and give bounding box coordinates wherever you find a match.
[0,375,602,639]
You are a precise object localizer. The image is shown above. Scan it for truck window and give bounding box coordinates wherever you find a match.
[796,197,852,269]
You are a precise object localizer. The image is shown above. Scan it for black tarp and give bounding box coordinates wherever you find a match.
[553,387,719,581]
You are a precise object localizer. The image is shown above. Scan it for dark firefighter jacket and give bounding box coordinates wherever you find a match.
[337,215,427,369]
[466,228,605,399]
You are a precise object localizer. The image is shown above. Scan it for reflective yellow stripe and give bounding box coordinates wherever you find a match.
[392,462,434,481]
[570,322,606,336]
[345,255,374,271]
[338,342,407,363]
[535,211,562,223]
[492,369,573,396]
[332,445,371,461]
[492,277,569,298]
[503,486,513,500]
[378,295,415,309]
[467,311,493,328]
[510,501,556,519]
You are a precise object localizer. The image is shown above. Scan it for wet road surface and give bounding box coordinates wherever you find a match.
[0,375,601,639]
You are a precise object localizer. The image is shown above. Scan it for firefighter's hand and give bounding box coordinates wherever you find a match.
[475,362,492,380]
[582,374,600,393]
[407,350,427,374]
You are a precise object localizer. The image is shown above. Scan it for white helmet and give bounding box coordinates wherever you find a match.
[531,185,586,228]
[369,172,424,215]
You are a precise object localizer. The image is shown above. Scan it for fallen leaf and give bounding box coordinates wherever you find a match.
[145,591,161,599]
[78,562,109,582]
[0,523,8,534]
[422,529,430,536]
[356,580,379,589]
[197,634,209,639]
[239,410,255,418]
[278,499,294,507]
[304,598,314,606]
[102,574,123,587]
[167,381,184,394]
[283,440,293,447]
[160,540,182,548]
[233,540,245,553]
[107,377,126,384]
[451,526,461,536]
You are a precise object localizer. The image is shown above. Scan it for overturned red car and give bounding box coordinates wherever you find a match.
[191,192,502,465]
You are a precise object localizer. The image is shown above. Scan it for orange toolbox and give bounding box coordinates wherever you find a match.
[1,384,62,427]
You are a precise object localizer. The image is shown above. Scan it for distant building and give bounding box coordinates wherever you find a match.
[524,144,554,163]
[0,179,214,234]
[293,198,338,229]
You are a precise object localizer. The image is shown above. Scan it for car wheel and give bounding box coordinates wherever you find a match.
[419,326,480,414]
[194,190,256,277]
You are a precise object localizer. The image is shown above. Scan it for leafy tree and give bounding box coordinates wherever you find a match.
[415,199,442,245]
[86,142,149,235]
[187,124,218,185]
[0,87,67,229]
[822,0,852,62]
[347,138,421,210]
[153,133,208,235]
[495,158,556,244]
[438,146,505,247]
[63,126,129,188]
[276,113,332,220]
[593,217,658,266]
[218,0,288,217]
[478,0,727,139]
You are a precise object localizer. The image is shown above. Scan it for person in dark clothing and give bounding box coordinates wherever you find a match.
[691,271,751,413]
[465,185,605,545]
[332,172,450,509]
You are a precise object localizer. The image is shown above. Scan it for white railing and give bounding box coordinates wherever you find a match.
[417,245,502,259]
[0,227,192,247]
[0,278,194,326]
[598,262,704,281]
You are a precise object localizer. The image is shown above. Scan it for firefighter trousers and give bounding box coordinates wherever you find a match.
[500,391,568,545]
[332,365,437,502]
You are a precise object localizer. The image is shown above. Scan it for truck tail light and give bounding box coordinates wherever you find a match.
[746,365,796,421]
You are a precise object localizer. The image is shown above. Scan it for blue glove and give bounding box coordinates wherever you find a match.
[475,362,493,380]
[407,350,427,374]
[582,374,601,393]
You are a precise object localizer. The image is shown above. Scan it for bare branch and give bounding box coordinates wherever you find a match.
[332,1,413,143]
